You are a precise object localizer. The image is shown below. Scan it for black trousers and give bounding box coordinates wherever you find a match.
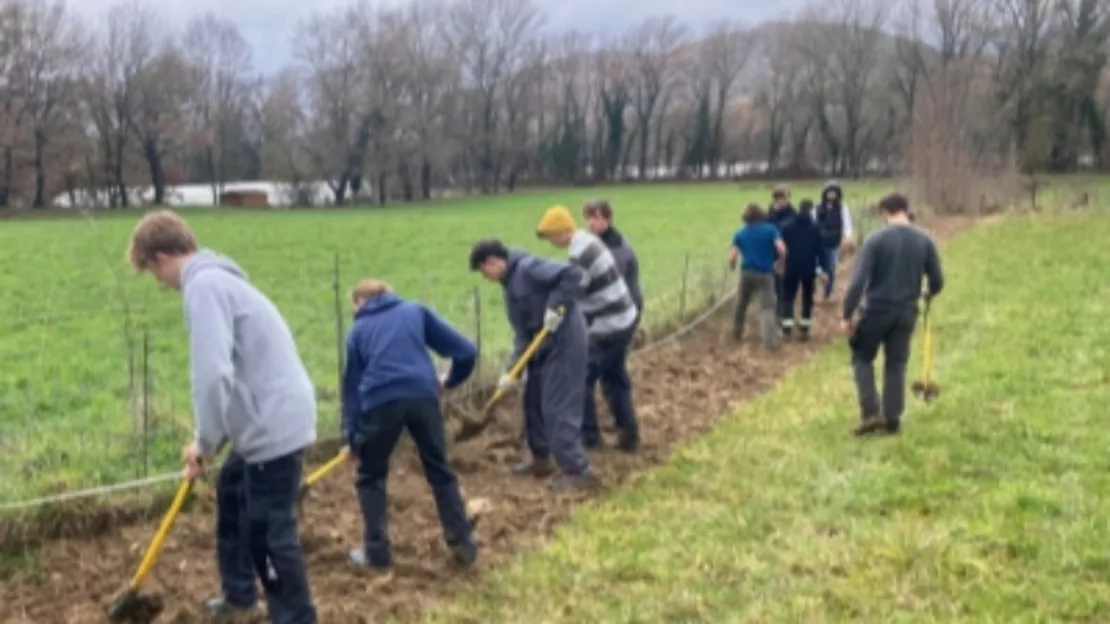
[351,397,473,567]
[581,325,638,445]
[848,308,917,425]
[779,272,816,329]
[216,451,317,623]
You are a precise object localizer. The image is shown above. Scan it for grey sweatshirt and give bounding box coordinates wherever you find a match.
[181,250,317,463]
[842,223,945,320]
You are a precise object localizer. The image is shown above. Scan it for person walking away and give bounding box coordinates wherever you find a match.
[126,210,318,624]
[767,187,797,306]
[468,238,597,491]
[841,193,944,436]
[779,199,823,341]
[341,280,479,573]
[813,181,856,301]
[537,205,640,452]
[728,202,785,349]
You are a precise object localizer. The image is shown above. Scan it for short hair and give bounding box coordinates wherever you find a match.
[582,199,613,221]
[742,202,766,224]
[468,238,509,271]
[350,279,393,303]
[879,193,910,214]
[798,199,814,213]
[126,209,198,272]
[771,186,788,200]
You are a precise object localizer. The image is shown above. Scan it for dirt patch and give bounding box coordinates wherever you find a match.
[0,217,971,623]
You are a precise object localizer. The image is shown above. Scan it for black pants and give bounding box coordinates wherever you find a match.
[581,325,638,445]
[779,272,816,330]
[216,451,317,624]
[848,308,917,426]
[352,397,473,567]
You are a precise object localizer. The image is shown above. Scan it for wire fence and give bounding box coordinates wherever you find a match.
[0,247,731,510]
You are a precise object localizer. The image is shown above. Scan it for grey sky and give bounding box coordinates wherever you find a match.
[73,0,805,75]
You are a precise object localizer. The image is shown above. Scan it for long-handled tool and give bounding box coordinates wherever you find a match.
[297,450,348,509]
[107,478,194,622]
[455,325,552,443]
[910,298,940,403]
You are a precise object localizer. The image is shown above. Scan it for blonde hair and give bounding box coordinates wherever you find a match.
[350,279,394,303]
[126,210,197,272]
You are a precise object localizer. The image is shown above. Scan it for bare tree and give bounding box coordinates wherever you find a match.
[626,16,687,179]
[446,0,542,193]
[182,13,255,203]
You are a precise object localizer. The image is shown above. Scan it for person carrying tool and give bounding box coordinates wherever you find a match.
[469,238,597,491]
[537,205,640,452]
[841,193,945,436]
[729,202,786,349]
[778,198,823,340]
[340,279,479,573]
[581,199,643,451]
[813,180,856,301]
[126,210,317,623]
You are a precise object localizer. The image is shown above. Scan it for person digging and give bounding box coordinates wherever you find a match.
[340,279,479,574]
[841,193,945,437]
[469,238,599,491]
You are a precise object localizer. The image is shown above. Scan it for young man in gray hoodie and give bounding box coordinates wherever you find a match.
[127,210,318,624]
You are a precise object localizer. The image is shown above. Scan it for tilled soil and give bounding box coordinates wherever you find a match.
[0,217,968,624]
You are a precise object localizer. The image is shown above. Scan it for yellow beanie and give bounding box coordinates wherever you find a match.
[536,205,576,237]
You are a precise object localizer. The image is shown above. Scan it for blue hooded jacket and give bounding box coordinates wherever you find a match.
[341,293,477,443]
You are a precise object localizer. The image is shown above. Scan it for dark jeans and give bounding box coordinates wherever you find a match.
[817,246,839,299]
[216,451,317,624]
[581,325,638,445]
[849,307,917,426]
[779,272,816,329]
[352,397,473,568]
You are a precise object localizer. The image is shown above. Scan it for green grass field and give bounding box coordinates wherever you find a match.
[0,180,893,504]
[424,213,1110,622]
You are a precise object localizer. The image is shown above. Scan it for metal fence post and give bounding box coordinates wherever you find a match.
[679,252,691,321]
[333,252,345,436]
[141,330,150,477]
[473,286,482,390]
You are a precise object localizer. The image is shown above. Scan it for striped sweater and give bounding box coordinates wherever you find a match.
[568,229,638,338]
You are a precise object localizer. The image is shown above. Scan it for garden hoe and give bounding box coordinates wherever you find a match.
[297,450,348,511]
[107,477,195,623]
[911,298,940,403]
[455,325,552,443]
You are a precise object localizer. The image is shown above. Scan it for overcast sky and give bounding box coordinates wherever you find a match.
[71,0,806,75]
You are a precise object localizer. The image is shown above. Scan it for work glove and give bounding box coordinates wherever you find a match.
[497,373,515,393]
[543,307,563,332]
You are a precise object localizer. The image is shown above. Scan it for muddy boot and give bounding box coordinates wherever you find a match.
[348,548,391,574]
[853,414,887,437]
[617,428,639,453]
[203,597,257,621]
[511,456,555,478]
[449,538,478,569]
[798,327,810,342]
[781,323,792,340]
[549,468,599,492]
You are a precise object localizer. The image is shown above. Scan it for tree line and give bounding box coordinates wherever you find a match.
[0,0,1107,209]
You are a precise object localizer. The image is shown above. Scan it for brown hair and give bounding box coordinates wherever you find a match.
[581,199,613,221]
[350,279,393,303]
[878,193,910,214]
[771,186,788,200]
[742,202,766,224]
[126,209,198,272]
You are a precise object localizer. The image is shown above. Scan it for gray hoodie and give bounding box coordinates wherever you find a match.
[181,249,317,463]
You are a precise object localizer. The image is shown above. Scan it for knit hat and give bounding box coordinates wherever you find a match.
[536,205,576,237]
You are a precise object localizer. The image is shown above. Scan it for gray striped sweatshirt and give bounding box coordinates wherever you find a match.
[568,229,638,338]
